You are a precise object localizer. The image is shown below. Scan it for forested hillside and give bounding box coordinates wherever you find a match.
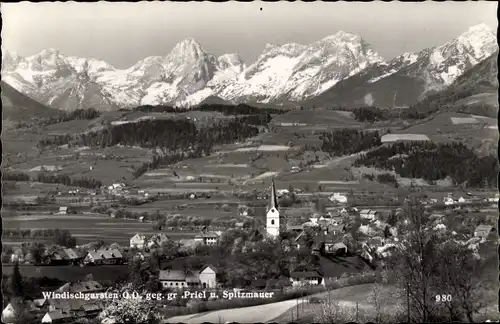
[354,141,498,188]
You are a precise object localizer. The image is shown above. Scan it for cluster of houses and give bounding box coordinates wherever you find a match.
[442,192,499,206]
[129,230,222,251]
[10,246,125,267]
[2,280,106,324]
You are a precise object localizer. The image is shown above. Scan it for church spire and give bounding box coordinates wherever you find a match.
[270,179,278,210]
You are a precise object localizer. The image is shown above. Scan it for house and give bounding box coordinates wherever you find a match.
[309,217,319,225]
[367,237,385,249]
[147,233,169,249]
[324,242,348,256]
[2,298,40,324]
[291,232,308,250]
[325,224,344,235]
[10,249,25,263]
[83,248,123,265]
[58,207,68,215]
[329,193,348,204]
[194,231,220,245]
[130,233,147,249]
[55,280,105,294]
[44,299,104,323]
[444,197,454,206]
[360,209,378,220]
[287,225,304,233]
[159,270,199,289]
[62,248,83,265]
[45,249,69,265]
[289,270,324,287]
[198,265,217,288]
[474,225,495,239]
[312,240,324,256]
[41,310,73,323]
[159,265,217,289]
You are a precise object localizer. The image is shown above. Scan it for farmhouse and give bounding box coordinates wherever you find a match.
[287,224,304,233]
[474,225,495,239]
[58,207,68,215]
[325,242,348,256]
[147,233,170,249]
[55,280,105,294]
[325,224,344,235]
[159,265,217,289]
[359,209,378,220]
[41,310,73,323]
[292,232,308,250]
[289,270,324,287]
[83,248,123,265]
[45,248,83,265]
[2,298,41,324]
[443,197,454,205]
[130,233,147,249]
[329,193,348,204]
[194,231,220,245]
[43,299,104,323]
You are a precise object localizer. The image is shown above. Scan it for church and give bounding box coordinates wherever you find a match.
[266,179,286,238]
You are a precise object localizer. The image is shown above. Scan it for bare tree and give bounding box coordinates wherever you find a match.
[437,241,494,322]
[368,283,385,323]
[389,200,442,322]
[315,292,368,324]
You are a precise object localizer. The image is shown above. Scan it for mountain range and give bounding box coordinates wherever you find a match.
[1,23,497,111]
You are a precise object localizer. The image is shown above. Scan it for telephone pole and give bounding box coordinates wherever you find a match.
[407,282,410,323]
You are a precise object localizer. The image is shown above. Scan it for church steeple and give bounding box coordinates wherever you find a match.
[266,179,281,238]
[270,179,279,210]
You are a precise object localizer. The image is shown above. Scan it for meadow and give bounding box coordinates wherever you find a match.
[2,264,130,282]
[2,213,197,246]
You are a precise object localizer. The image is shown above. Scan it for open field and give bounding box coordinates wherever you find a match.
[2,213,197,246]
[272,110,361,127]
[164,298,308,324]
[381,133,430,142]
[450,117,479,124]
[393,112,498,151]
[2,264,130,282]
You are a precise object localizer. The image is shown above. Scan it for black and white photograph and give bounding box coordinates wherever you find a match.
[1,1,499,323]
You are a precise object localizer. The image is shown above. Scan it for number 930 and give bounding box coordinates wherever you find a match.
[435,294,452,302]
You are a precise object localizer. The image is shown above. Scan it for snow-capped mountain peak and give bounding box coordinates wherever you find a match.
[319,30,361,43]
[217,53,245,70]
[166,38,208,62]
[2,23,496,111]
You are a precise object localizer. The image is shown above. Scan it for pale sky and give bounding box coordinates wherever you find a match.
[1,1,497,69]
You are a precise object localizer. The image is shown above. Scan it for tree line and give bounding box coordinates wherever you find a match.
[133,103,287,116]
[3,229,77,248]
[319,129,382,156]
[353,141,498,188]
[40,108,101,126]
[38,115,265,151]
[3,171,102,189]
